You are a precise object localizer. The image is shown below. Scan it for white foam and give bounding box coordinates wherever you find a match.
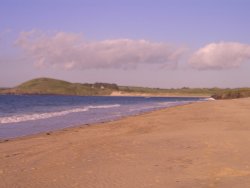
[205,97,215,101]
[88,104,121,109]
[0,104,120,124]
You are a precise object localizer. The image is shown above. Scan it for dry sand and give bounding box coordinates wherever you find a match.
[1,98,250,188]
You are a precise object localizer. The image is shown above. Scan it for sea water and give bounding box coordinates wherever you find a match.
[0,95,207,139]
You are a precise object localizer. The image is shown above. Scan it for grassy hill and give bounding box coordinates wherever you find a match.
[0,78,119,96]
[1,77,250,99]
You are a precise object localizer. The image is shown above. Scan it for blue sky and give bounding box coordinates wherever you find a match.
[1,0,250,88]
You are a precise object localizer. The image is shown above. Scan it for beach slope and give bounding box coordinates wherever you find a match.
[1,98,250,187]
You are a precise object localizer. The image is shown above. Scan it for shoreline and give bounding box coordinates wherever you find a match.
[0,92,211,98]
[1,98,250,187]
[110,91,211,98]
[0,100,204,142]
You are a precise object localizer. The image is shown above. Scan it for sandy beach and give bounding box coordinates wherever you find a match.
[1,98,250,188]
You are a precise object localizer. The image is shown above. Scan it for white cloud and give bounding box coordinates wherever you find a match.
[189,42,250,70]
[16,30,186,70]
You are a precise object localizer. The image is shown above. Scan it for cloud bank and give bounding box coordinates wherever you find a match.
[15,31,250,71]
[189,42,250,70]
[16,30,186,70]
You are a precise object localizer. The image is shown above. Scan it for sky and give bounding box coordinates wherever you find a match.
[1,0,250,88]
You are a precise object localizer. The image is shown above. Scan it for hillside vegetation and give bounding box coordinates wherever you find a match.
[1,78,118,96]
[211,88,250,99]
[120,86,250,99]
[119,86,221,96]
[0,77,250,99]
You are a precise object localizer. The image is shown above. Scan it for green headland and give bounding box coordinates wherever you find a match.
[0,77,250,99]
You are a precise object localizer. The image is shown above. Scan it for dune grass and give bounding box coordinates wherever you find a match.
[119,86,221,96]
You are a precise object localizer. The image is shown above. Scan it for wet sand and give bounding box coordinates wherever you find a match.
[1,98,250,188]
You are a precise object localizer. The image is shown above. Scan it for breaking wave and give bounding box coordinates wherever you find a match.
[0,104,120,124]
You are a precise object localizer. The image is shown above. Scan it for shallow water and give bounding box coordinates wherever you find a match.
[0,95,206,139]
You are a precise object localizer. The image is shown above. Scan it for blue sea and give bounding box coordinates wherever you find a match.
[0,95,207,139]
